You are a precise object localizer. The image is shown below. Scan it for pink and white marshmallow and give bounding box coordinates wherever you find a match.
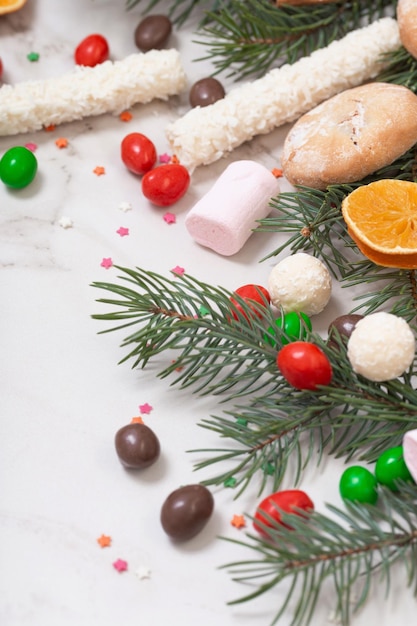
[185,160,280,256]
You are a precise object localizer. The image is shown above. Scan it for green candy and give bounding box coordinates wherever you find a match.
[264,311,312,346]
[375,445,413,491]
[339,466,378,505]
[0,146,38,189]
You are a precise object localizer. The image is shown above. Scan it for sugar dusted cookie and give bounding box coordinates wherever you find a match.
[281,82,417,189]
[398,0,417,59]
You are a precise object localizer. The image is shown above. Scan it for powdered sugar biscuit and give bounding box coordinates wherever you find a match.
[281,82,417,189]
[398,0,417,59]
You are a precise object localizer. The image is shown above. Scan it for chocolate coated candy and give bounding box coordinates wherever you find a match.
[134,15,172,52]
[160,484,214,541]
[328,314,364,339]
[189,77,225,108]
[115,423,160,469]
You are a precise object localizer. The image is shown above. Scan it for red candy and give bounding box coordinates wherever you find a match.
[75,34,109,67]
[277,341,332,390]
[253,489,314,536]
[142,163,190,206]
[0,58,3,80]
[121,132,157,176]
[230,284,270,320]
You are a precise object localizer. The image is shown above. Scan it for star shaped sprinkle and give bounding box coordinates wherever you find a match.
[118,201,132,212]
[131,416,144,424]
[116,226,129,237]
[199,305,210,317]
[93,166,106,176]
[119,111,133,122]
[44,124,56,132]
[58,216,73,229]
[224,477,237,488]
[113,558,128,573]
[100,257,113,269]
[135,566,151,580]
[55,137,68,149]
[171,154,180,164]
[171,265,185,276]
[24,142,37,152]
[159,153,171,164]
[163,212,176,225]
[97,534,112,548]
[231,514,246,529]
[271,167,283,178]
[27,52,40,62]
[139,403,153,414]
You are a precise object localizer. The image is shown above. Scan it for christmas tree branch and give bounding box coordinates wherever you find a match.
[221,484,417,626]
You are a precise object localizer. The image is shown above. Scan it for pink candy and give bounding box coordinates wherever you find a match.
[185,160,280,256]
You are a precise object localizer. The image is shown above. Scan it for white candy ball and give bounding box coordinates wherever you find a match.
[403,428,417,483]
[347,312,415,382]
[267,252,332,316]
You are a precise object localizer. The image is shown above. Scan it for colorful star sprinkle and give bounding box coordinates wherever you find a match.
[158,153,171,164]
[230,515,246,529]
[44,124,56,132]
[118,201,132,212]
[139,403,153,414]
[97,534,112,548]
[24,142,37,152]
[113,558,128,573]
[271,168,283,178]
[93,166,106,176]
[135,566,151,580]
[131,416,144,424]
[27,52,40,62]
[171,265,185,276]
[116,226,129,237]
[163,212,176,225]
[55,137,68,149]
[119,111,133,122]
[224,477,237,488]
[58,216,73,229]
[100,257,113,269]
[171,154,180,164]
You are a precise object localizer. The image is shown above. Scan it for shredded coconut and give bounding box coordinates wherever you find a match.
[165,18,401,170]
[0,50,186,136]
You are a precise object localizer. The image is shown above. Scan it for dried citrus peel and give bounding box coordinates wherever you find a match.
[342,179,417,269]
[0,0,27,15]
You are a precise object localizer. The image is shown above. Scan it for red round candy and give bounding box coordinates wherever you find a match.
[142,163,190,206]
[75,34,109,67]
[253,489,314,536]
[0,58,3,80]
[121,132,157,176]
[277,341,332,390]
[230,284,270,320]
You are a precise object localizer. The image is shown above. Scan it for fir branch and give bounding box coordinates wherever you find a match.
[221,484,417,626]
[377,45,417,94]
[194,0,396,79]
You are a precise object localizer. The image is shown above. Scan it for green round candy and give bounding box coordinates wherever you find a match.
[265,311,312,346]
[0,146,38,189]
[375,445,413,491]
[339,466,378,505]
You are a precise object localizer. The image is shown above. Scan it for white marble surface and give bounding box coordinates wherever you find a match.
[0,1,415,625]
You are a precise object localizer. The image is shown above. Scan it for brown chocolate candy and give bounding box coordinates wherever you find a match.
[189,77,225,108]
[160,484,214,541]
[327,314,364,350]
[115,423,160,469]
[134,15,172,52]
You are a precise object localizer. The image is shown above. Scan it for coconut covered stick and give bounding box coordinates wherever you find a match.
[166,17,401,170]
[0,49,186,136]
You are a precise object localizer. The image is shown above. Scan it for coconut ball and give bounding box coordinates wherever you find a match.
[267,253,332,316]
[403,428,417,483]
[347,312,415,382]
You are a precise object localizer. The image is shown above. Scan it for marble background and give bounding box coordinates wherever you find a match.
[0,1,414,625]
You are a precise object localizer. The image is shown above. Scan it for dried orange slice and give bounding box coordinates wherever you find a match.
[0,0,27,15]
[341,179,417,269]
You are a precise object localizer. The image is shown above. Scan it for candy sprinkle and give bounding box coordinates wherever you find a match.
[113,558,128,573]
[119,111,133,122]
[118,201,132,212]
[139,403,153,414]
[93,166,106,176]
[116,226,129,237]
[27,52,40,62]
[159,153,171,164]
[55,137,68,149]
[97,534,112,548]
[163,212,176,224]
[271,167,283,178]
[230,514,246,529]
[100,257,113,269]
[24,142,37,152]
[171,265,185,276]
[131,416,144,424]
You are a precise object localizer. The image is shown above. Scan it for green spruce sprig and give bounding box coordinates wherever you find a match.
[221,483,417,626]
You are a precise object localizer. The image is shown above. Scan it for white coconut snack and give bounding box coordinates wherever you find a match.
[403,429,417,483]
[268,253,332,316]
[347,312,415,382]
[0,50,186,136]
[166,18,400,170]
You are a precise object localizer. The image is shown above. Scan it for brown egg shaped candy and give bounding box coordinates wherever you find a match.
[189,77,225,108]
[134,15,172,52]
[160,484,214,541]
[115,423,160,469]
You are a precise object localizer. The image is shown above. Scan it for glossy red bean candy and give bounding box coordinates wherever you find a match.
[230,284,270,320]
[142,163,190,206]
[253,489,314,536]
[121,132,157,176]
